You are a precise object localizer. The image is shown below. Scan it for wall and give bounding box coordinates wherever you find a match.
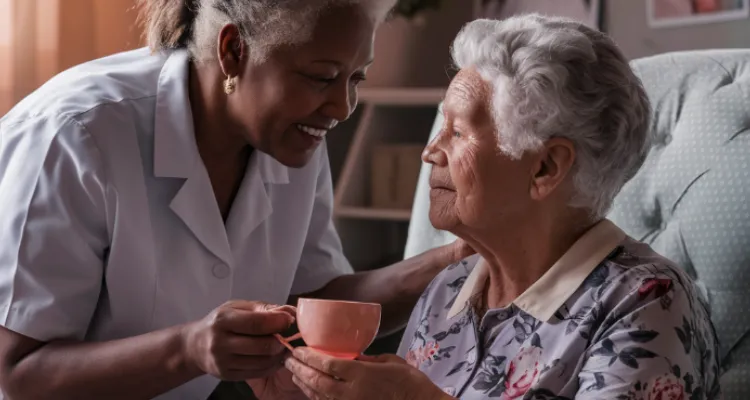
[483,0,597,27]
[606,0,750,59]
[363,0,477,87]
[0,0,142,115]
[0,0,15,113]
[93,0,143,58]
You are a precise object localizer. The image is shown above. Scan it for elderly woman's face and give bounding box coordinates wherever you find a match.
[423,69,539,234]
[224,5,376,168]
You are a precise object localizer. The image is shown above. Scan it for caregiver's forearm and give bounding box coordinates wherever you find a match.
[0,324,200,400]
[312,244,457,335]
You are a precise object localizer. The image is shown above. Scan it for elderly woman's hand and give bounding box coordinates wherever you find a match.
[284,348,453,400]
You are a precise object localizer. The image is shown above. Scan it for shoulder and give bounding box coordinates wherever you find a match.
[397,255,479,358]
[433,255,479,292]
[2,48,165,129]
[414,254,480,316]
[1,113,100,165]
[1,111,111,190]
[580,238,714,342]
[574,239,722,398]
[595,238,704,306]
[0,114,107,207]
[0,114,110,251]
[1,49,174,172]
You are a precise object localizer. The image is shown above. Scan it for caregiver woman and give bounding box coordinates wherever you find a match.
[0,0,471,399]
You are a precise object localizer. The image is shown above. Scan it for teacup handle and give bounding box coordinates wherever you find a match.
[273,333,302,352]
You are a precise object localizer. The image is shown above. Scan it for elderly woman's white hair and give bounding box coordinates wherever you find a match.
[138,0,395,63]
[451,14,652,218]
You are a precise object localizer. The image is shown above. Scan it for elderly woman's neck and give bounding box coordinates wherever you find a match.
[476,211,597,310]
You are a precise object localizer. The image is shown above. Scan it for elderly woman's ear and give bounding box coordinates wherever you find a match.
[529,137,576,201]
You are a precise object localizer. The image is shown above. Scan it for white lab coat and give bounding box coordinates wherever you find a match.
[0,48,352,399]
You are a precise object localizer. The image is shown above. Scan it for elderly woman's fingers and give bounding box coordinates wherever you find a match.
[291,347,352,380]
[285,355,346,398]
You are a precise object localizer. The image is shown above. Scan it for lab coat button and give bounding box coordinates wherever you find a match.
[212,263,231,279]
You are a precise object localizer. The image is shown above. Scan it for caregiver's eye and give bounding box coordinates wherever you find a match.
[300,71,337,85]
[309,75,336,84]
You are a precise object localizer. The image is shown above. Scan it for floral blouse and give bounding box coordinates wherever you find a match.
[397,220,722,400]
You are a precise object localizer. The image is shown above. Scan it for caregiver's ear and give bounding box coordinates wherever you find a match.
[217,24,246,77]
[529,137,576,201]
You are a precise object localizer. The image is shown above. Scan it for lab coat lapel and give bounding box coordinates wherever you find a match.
[170,168,233,265]
[153,49,233,265]
[226,151,289,250]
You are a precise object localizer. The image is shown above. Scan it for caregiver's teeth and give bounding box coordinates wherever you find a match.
[297,124,327,138]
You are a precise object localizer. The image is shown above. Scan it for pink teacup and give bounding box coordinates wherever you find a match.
[275,298,381,359]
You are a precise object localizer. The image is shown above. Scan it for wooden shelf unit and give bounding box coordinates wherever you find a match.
[357,87,447,105]
[326,87,444,271]
[323,1,483,355]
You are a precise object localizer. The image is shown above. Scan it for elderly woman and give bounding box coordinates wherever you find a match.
[0,1,475,399]
[285,14,722,400]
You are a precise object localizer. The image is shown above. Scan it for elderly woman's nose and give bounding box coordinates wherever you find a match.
[422,136,447,166]
[321,83,354,122]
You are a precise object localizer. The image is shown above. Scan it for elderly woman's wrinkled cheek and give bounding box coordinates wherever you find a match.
[451,147,483,225]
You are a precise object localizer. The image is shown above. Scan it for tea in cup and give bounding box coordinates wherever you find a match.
[275,298,381,359]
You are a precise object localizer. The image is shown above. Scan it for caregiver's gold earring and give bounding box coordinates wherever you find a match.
[224,75,237,95]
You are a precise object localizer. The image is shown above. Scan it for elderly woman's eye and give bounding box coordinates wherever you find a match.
[453,131,461,138]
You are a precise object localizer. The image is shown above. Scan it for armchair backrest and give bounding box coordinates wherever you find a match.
[405,49,750,398]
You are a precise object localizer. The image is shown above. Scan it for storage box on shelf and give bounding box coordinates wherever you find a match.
[370,144,424,211]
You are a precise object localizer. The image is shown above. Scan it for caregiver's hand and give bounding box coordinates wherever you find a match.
[446,238,476,264]
[181,300,296,381]
[285,348,453,400]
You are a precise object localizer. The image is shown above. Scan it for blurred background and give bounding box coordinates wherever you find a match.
[0,0,142,114]
[3,0,750,315]
[2,0,750,352]
[2,0,750,115]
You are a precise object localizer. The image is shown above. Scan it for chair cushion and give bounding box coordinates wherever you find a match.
[609,49,750,399]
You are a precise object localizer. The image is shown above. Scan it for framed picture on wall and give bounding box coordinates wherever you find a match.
[477,0,603,31]
[647,0,750,28]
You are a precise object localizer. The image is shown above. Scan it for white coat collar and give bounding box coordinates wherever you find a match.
[152,50,289,265]
[152,49,289,185]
